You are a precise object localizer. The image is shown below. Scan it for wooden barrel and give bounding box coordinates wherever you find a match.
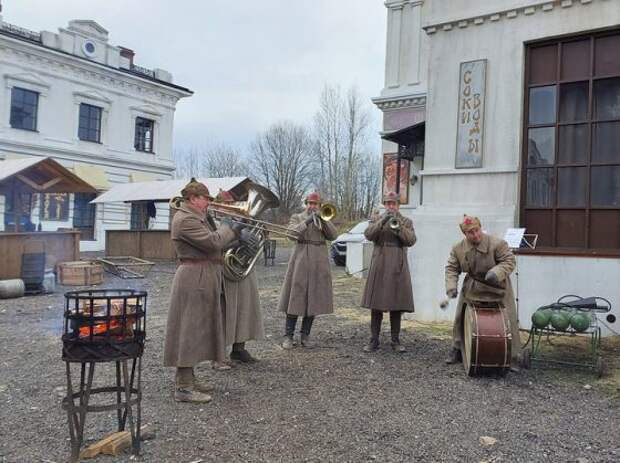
[0,279,26,299]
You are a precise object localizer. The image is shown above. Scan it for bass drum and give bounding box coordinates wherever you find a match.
[462,302,511,376]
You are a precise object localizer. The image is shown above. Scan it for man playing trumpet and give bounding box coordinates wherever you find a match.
[279,192,338,349]
[361,191,416,352]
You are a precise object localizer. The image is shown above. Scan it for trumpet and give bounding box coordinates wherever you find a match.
[313,202,337,230]
[388,216,401,231]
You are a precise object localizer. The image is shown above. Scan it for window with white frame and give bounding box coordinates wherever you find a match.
[78,103,102,143]
[10,87,39,131]
[134,117,155,152]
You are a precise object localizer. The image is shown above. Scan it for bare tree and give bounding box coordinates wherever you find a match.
[250,121,314,217]
[313,84,377,220]
[173,147,203,179]
[173,144,248,179]
[203,144,247,177]
[314,85,345,202]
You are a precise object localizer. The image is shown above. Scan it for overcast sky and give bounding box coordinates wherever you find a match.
[3,0,387,154]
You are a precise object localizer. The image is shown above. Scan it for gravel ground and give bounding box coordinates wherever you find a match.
[1,246,619,463]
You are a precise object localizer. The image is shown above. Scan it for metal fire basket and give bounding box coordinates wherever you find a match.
[61,289,147,462]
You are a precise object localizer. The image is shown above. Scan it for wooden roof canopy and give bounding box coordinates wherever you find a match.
[0,157,97,194]
[381,121,425,161]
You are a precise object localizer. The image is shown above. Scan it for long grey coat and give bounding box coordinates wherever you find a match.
[361,212,416,312]
[163,204,236,367]
[445,233,521,359]
[278,210,338,316]
[224,269,264,345]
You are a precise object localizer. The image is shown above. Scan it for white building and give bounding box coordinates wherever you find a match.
[373,0,620,332]
[0,14,192,251]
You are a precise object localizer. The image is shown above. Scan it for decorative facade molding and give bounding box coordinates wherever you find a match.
[0,36,189,107]
[0,138,175,173]
[423,0,601,35]
[371,93,426,111]
[385,0,424,10]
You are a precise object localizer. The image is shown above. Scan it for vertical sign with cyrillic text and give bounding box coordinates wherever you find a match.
[456,59,486,168]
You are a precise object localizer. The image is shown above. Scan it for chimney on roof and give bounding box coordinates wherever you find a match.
[119,46,135,66]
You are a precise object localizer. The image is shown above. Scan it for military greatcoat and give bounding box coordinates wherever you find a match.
[361,212,416,312]
[224,268,264,345]
[445,233,521,359]
[278,210,338,316]
[163,204,236,367]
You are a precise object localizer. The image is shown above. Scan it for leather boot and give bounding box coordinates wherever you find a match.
[445,348,462,364]
[390,311,406,352]
[364,310,383,352]
[282,316,297,349]
[363,338,379,352]
[282,336,295,349]
[174,367,213,403]
[192,371,215,393]
[300,316,315,348]
[230,342,257,363]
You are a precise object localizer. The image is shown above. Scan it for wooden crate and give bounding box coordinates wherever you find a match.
[97,256,154,279]
[57,261,104,286]
[0,231,80,280]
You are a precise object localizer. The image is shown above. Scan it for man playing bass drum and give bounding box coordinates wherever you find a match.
[444,215,521,371]
[361,191,416,352]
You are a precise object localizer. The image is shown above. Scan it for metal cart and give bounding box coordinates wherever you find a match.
[520,295,613,377]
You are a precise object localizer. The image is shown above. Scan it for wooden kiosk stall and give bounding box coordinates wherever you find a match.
[92,176,251,260]
[0,157,97,279]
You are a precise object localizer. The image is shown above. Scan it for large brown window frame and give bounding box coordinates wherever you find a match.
[520,30,620,257]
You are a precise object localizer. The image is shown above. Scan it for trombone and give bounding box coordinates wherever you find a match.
[209,204,300,240]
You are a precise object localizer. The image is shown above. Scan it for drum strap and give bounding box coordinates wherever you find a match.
[467,272,504,290]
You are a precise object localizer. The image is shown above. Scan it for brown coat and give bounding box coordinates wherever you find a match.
[278,211,338,316]
[361,212,416,312]
[163,204,236,367]
[224,269,264,345]
[445,233,521,358]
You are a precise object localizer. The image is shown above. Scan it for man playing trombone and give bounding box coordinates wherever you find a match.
[361,191,416,353]
[164,179,258,403]
[279,192,338,349]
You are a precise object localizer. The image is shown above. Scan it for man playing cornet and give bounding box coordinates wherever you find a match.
[279,192,338,349]
[361,191,417,352]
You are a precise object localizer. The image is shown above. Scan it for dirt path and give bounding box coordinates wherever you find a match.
[0,248,618,462]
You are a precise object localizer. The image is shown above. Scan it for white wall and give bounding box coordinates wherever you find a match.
[374,1,620,331]
[516,255,620,336]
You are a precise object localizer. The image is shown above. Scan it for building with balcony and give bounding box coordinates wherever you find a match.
[0,14,192,251]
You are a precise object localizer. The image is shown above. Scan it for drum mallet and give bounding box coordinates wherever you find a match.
[439,298,450,310]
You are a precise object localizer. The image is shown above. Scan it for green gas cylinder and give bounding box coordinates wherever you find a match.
[550,310,571,331]
[570,312,592,333]
[531,308,552,329]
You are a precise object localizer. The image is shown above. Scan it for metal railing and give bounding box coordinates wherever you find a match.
[0,22,41,42]
[129,64,155,79]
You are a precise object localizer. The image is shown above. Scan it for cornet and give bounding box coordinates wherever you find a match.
[312,203,337,230]
[388,216,401,231]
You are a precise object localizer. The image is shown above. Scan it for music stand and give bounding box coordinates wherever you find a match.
[503,229,538,325]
